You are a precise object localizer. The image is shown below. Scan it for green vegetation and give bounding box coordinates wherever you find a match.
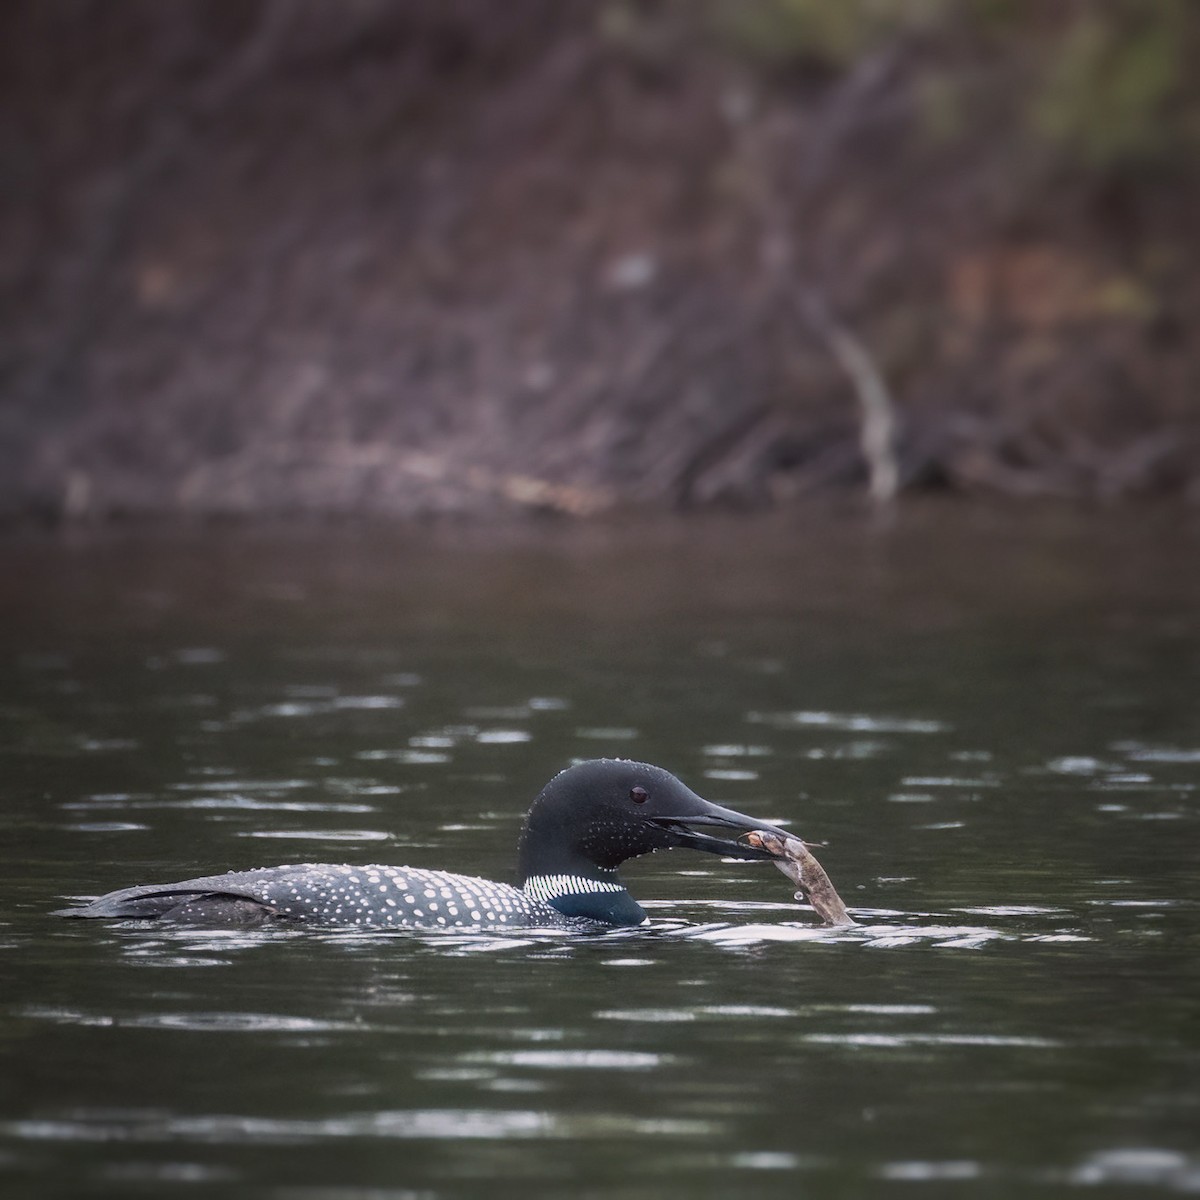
[713,0,957,66]
[712,0,1200,174]
[1032,4,1193,168]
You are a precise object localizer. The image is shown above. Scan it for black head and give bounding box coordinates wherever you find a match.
[516,759,789,886]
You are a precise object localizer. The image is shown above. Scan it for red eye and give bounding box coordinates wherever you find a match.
[630,786,649,804]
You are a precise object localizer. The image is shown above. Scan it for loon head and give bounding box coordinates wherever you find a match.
[516,758,789,925]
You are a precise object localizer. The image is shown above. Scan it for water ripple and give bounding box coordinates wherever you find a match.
[747,711,949,734]
[19,1006,366,1033]
[805,1032,1058,1048]
[469,1050,669,1070]
[236,829,392,842]
[879,1160,982,1181]
[356,750,450,765]
[2,1107,716,1145]
[1063,1148,1200,1189]
[685,919,1092,951]
[1116,743,1200,764]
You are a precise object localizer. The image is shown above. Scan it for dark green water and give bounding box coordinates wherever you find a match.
[2,510,1198,1198]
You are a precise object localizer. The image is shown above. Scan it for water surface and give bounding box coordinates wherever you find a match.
[2,509,1198,1197]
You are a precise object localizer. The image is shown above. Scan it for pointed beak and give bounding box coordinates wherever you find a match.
[648,799,791,860]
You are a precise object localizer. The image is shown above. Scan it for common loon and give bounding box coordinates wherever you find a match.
[56,759,791,931]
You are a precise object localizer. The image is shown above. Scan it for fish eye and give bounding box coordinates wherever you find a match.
[630,786,649,804]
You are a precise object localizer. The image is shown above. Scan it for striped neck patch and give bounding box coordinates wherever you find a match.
[523,874,627,905]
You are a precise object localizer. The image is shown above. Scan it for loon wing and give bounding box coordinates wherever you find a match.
[65,891,279,923]
[53,867,307,922]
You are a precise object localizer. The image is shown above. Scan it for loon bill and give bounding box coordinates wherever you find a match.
[55,759,794,931]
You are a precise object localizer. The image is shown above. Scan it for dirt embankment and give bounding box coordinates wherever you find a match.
[4,1,1199,520]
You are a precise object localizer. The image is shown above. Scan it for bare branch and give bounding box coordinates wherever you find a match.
[796,289,899,504]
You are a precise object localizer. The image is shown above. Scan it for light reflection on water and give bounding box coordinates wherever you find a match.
[1,515,1198,1196]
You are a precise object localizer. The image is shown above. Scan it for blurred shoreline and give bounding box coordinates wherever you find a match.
[4,2,1199,522]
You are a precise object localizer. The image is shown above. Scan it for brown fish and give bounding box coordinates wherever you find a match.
[744,830,856,926]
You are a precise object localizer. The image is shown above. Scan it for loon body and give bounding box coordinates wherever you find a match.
[57,759,789,931]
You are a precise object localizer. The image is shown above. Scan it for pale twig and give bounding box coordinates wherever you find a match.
[796,289,899,504]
